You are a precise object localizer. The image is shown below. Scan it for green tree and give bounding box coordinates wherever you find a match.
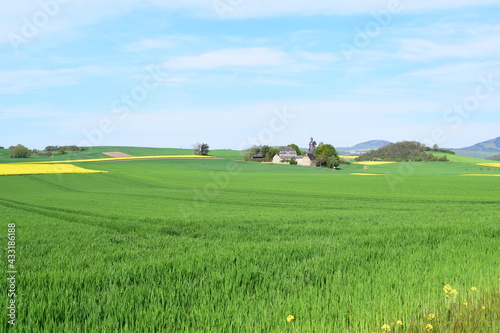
[194,143,210,156]
[244,145,261,161]
[264,146,280,160]
[260,145,271,159]
[9,144,31,158]
[314,142,340,168]
[244,145,280,162]
[45,146,60,152]
[287,144,305,155]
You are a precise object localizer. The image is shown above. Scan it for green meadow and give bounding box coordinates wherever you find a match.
[1,148,499,332]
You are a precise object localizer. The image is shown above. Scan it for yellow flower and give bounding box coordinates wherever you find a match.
[287,315,295,323]
[428,314,436,321]
[426,323,433,331]
[463,302,468,306]
[396,320,403,326]
[470,286,477,291]
[482,306,486,310]
[0,163,107,176]
[450,289,458,295]
[443,284,452,293]
[381,324,391,332]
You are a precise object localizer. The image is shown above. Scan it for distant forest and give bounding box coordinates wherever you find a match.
[355,141,449,162]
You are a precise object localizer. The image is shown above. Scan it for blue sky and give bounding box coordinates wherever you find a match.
[1,0,500,150]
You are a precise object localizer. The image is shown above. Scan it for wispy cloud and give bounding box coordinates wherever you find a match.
[217,0,500,18]
[0,106,69,120]
[405,61,500,85]
[0,66,124,94]
[125,35,197,52]
[296,51,337,63]
[253,77,302,86]
[162,47,291,70]
[395,36,500,61]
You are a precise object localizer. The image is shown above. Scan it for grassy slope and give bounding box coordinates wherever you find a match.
[0,149,9,159]
[0,146,197,163]
[430,152,490,163]
[0,150,499,332]
[453,150,499,159]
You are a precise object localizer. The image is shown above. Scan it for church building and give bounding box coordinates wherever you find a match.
[272,138,317,166]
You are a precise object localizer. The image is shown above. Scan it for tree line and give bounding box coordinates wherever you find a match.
[4,145,84,158]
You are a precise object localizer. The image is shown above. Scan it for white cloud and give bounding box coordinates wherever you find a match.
[395,36,500,61]
[2,0,498,46]
[340,22,500,67]
[406,61,500,84]
[0,66,124,94]
[0,106,68,120]
[126,39,175,51]
[217,0,500,18]
[296,51,337,63]
[162,47,291,70]
[125,35,198,52]
[253,77,302,86]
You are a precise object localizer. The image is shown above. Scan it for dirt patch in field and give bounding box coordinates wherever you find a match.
[102,152,133,158]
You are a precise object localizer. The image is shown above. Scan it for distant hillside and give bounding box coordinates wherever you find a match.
[350,140,392,150]
[453,137,500,158]
[459,137,500,152]
[356,141,448,162]
[337,140,392,154]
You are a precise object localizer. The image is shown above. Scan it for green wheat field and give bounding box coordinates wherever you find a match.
[1,147,499,332]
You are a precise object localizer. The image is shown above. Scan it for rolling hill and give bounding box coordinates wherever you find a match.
[459,136,500,152]
[0,146,499,332]
[337,140,392,154]
[453,136,500,158]
[350,140,393,150]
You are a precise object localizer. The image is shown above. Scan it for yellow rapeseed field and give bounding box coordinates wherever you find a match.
[476,163,500,168]
[339,155,358,159]
[31,155,214,164]
[352,161,396,165]
[0,164,107,176]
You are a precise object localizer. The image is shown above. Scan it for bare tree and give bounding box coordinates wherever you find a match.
[193,143,210,156]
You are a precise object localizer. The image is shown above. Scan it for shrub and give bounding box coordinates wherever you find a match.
[9,145,31,158]
[488,154,500,161]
